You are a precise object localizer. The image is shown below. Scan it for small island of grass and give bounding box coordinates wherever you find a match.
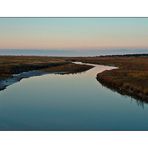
[0,56,93,90]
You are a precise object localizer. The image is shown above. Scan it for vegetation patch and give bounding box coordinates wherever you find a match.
[67,55,148,102]
[0,56,93,90]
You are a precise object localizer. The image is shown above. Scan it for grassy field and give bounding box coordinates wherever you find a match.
[67,55,148,102]
[0,56,93,80]
[1,55,148,102]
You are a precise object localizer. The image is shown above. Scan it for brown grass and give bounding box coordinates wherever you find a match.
[1,55,148,101]
[66,55,148,101]
[0,56,93,80]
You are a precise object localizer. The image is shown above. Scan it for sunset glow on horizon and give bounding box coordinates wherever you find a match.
[0,18,148,50]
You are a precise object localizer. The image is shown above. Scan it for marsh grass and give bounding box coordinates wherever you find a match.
[67,55,148,101]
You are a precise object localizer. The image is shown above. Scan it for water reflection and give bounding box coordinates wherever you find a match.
[0,63,148,130]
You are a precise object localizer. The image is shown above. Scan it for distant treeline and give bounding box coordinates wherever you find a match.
[98,53,148,57]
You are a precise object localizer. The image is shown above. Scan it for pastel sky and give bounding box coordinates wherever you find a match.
[0,18,148,50]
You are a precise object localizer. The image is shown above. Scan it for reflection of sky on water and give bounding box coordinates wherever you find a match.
[0,48,148,57]
[0,64,148,130]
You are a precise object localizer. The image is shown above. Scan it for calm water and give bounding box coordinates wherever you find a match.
[0,48,148,56]
[0,63,148,130]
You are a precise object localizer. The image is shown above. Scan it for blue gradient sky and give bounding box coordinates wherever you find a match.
[0,18,148,50]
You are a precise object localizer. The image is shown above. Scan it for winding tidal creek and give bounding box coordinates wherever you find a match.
[0,62,148,130]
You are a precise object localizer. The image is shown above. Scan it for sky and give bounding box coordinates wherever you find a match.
[0,18,148,50]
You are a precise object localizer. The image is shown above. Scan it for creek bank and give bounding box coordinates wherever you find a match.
[0,62,93,91]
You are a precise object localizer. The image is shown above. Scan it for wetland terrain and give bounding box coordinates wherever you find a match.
[0,54,148,130]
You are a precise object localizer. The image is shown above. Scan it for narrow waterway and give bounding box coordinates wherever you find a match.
[0,62,148,130]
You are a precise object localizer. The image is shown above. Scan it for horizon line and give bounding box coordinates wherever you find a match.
[0,47,148,50]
